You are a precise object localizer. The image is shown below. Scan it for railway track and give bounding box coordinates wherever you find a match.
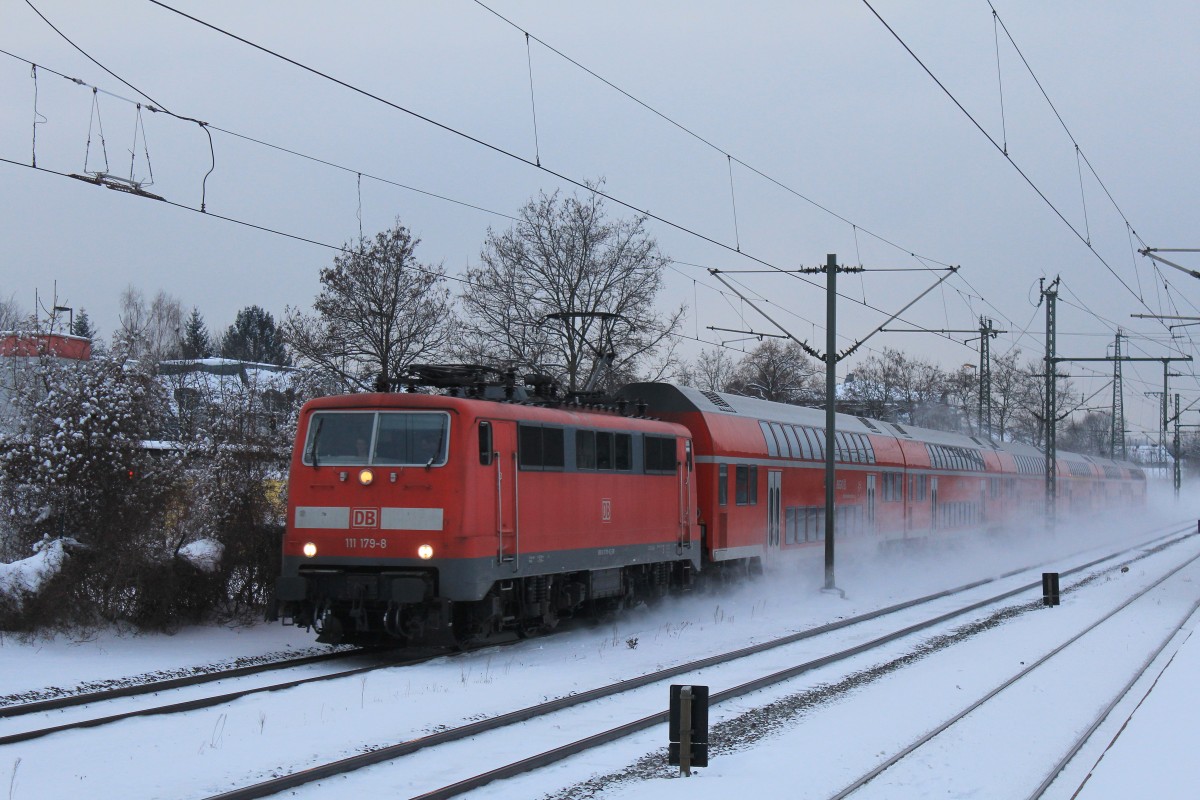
[826,540,1200,799]
[0,646,439,746]
[0,647,364,719]
[195,522,1198,800]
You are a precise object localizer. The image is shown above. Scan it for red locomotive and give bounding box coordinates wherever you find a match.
[275,370,1145,645]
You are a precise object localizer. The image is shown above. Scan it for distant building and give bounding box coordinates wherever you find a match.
[0,332,92,431]
[0,332,92,360]
[158,358,300,439]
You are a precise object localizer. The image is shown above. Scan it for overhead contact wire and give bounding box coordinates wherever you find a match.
[24,0,170,113]
[470,0,958,272]
[141,0,960,337]
[0,48,520,223]
[862,0,1172,332]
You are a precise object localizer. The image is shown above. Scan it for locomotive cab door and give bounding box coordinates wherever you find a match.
[481,419,519,570]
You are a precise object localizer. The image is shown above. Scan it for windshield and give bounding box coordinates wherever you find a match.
[305,411,449,467]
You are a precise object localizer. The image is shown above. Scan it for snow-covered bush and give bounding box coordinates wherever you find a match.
[0,349,316,632]
[164,360,315,621]
[0,351,186,630]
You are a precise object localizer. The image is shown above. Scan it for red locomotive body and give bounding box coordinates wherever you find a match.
[277,391,700,644]
[277,379,1145,646]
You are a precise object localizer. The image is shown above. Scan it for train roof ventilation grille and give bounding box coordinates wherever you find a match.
[890,422,911,436]
[701,390,738,413]
[857,416,882,432]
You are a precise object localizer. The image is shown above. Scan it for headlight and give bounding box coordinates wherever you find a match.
[359,469,374,486]
[417,544,434,560]
[302,542,317,558]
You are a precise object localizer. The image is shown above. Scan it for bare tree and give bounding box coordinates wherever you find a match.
[284,220,452,392]
[989,349,1025,440]
[1009,357,1075,447]
[0,295,26,331]
[843,351,901,420]
[115,286,184,362]
[842,347,960,429]
[725,340,820,403]
[1060,410,1113,457]
[942,364,978,434]
[456,187,684,393]
[678,345,741,392]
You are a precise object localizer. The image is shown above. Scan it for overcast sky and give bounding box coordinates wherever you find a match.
[2,0,1197,436]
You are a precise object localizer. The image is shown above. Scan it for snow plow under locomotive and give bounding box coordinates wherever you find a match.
[275,367,1146,646]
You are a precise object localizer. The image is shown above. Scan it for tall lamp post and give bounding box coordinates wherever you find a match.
[53,305,73,334]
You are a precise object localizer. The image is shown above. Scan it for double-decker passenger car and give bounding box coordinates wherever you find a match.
[621,383,1146,568]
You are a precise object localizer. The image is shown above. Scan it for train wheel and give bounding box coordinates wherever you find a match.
[515,619,541,639]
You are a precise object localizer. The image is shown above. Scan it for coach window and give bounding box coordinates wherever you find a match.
[718,464,728,505]
[785,425,804,459]
[883,471,900,501]
[833,432,848,462]
[797,427,814,460]
[478,421,492,466]
[770,422,791,457]
[810,428,827,461]
[736,465,758,505]
[596,431,614,470]
[576,429,597,470]
[759,421,779,457]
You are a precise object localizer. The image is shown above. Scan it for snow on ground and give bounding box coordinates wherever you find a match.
[1062,619,1200,799]
[0,623,322,702]
[0,489,1197,799]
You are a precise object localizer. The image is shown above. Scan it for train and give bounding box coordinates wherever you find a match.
[274,367,1146,645]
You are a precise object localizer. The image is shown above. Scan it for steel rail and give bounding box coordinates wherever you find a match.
[0,647,365,719]
[0,649,430,746]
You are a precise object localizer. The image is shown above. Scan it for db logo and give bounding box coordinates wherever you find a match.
[601,499,612,522]
[351,508,379,528]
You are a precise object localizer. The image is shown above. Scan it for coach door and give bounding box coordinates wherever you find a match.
[482,419,519,570]
[930,476,939,530]
[866,474,876,531]
[678,439,694,550]
[767,470,782,552]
